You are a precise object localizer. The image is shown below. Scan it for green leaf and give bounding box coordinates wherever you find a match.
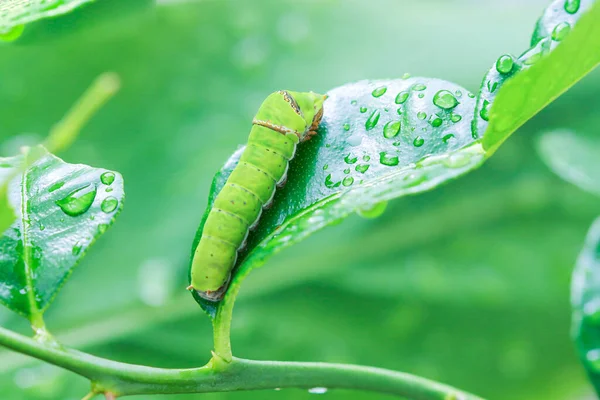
[482,0,600,154]
[572,217,600,396]
[473,0,597,141]
[191,78,486,316]
[0,160,18,242]
[537,130,600,196]
[0,0,94,40]
[0,146,124,324]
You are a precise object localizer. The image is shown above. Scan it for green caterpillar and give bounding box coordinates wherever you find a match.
[188,90,326,301]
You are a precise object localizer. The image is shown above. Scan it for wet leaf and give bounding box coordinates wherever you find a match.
[572,217,600,396]
[190,78,486,315]
[537,130,600,196]
[0,146,124,322]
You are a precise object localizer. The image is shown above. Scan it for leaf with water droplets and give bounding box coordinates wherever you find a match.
[476,0,600,150]
[190,78,486,316]
[0,146,124,322]
[572,218,600,396]
[0,0,95,40]
[537,130,600,196]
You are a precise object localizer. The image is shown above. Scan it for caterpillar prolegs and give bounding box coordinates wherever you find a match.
[188,90,326,301]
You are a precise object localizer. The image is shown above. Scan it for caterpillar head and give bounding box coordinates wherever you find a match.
[286,91,327,141]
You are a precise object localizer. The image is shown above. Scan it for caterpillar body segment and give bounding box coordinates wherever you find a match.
[189,90,326,301]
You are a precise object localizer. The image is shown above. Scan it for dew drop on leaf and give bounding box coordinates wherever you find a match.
[48,181,65,193]
[101,197,119,213]
[98,224,108,235]
[417,111,427,120]
[365,110,380,131]
[395,91,409,104]
[343,123,350,131]
[357,201,388,219]
[55,184,97,217]
[480,100,491,121]
[383,121,401,138]
[344,154,358,164]
[450,114,462,123]
[442,133,456,144]
[564,0,580,14]
[342,176,354,187]
[371,86,387,98]
[413,83,426,91]
[100,171,116,185]
[379,152,399,166]
[430,118,443,128]
[308,388,328,394]
[495,54,514,75]
[359,106,367,113]
[355,164,370,174]
[413,136,425,147]
[432,90,459,110]
[551,22,571,41]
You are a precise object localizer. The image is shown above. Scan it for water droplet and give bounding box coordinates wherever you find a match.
[101,197,118,213]
[450,114,462,123]
[100,172,115,186]
[48,182,65,193]
[72,242,83,256]
[467,93,475,98]
[417,93,425,99]
[365,110,380,131]
[343,168,351,174]
[357,202,388,219]
[455,90,463,98]
[344,154,358,164]
[487,80,498,93]
[359,106,368,113]
[325,174,340,188]
[413,83,426,91]
[323,164,329,171]
[372,86,387,98]
[480,100,490,121]
[98,224,109,235]
[363,155,370,162]
[584,298,600,325]
[442,133,455,144]
[402,72,411,79]
[433,90,459,110]
[395,91,409,104]
[495,54,514,75]
[430,118,443,128]
[356,164,370,174]
[564,0,580,14]
[343,123,350,131]
[383,121,401,138]
[413,137,425,147]
[379,152,399,166]
[308,387,328,394]
[350,100,358,105]
[551,22,571,41]
[417,111,427,120]
[39,223,45,231]
[56,184,97,217]
[106,187,114,193]
[342,176,354,187]
[587,349,600,370]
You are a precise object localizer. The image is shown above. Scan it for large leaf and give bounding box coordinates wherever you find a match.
[473,0,597,142]
[0,0,94,40]
[0,146,124,323]
[537,130,600,196]
[483,0,600,154]
[191,78,486,315]
[572,217,600,396]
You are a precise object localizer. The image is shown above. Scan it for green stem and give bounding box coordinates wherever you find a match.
[0,325,483,399]
[44,72,121,155]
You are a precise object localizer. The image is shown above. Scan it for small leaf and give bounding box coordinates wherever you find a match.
[482,0,600,153]
[537,130,600,196]
[572,217,600,396]
[0,0,94,38]
[0,146,124,321]
[191,78,486,315]
[473,0,597,140]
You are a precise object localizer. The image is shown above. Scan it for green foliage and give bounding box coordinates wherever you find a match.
[0,146,123,323]
[572,218,600,396]
[483,0,600,153]
[0,0,94,41]
[538,130,600,196]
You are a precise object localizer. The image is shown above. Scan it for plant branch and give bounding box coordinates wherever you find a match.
[0,325,483,399]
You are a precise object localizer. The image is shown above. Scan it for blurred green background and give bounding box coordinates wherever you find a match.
[0,0,599,399]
